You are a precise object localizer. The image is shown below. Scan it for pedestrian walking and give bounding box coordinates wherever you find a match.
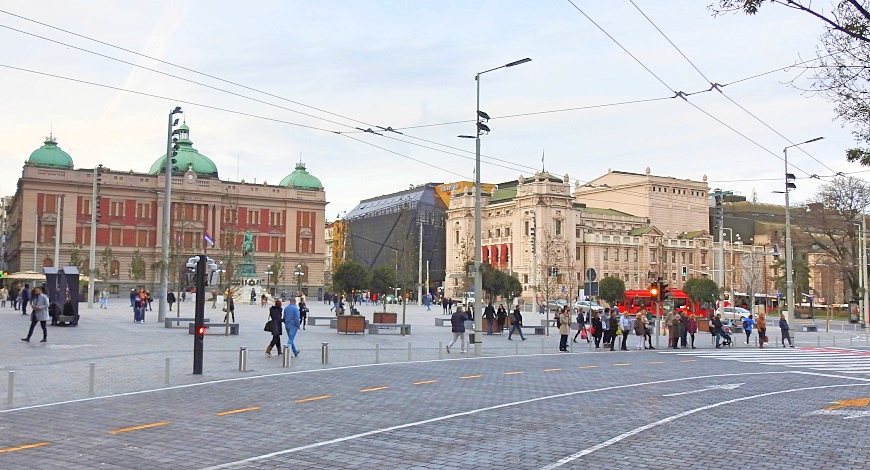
[145,290,152,311]
[712,313,725,349]
[680,310,689,348]
[573,308,587,343]
[496,304,507,334]
[265,299,283,357]
[223,296,235,323]
[619,310,632,351]
[757,312,768,349]
[591,312,603,348]
[99,288,109,309]
[670,313,684,349]
[508,305,527,341]
[779,313,794,347]
[20,283,30,316]
[331,294,339,312]
[250,288,256,305]
[425,292,432,311]
[607,309,619,351]
[558,306,570,352]
[447,298,454,315]
[261,293,268,307]
[181,291,186,302]
[484,302,496,335]
[9,284,19,310]
[167,289,176,312]
[641,307,655,349]
[299,300,308,330]
[446,306,468,353]
[742,314,755,344]
[282,298,301,357]
[633,310,647,350]
[21,287,49,343]
[686,314,698,349]
[129,288,136,307]
[601,307,612,347]
[0,286,7,308]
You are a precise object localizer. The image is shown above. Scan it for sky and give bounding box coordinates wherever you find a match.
[0,0,865,220]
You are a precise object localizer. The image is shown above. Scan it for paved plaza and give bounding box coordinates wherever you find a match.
[2,299,870,468]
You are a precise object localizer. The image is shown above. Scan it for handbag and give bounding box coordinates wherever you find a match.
[762,335,769,343]
[580,328,588,340]
[588,326,596,336]
[264,320,272,332]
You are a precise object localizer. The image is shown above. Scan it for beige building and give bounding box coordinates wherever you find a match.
[4,126,328,297]
[445,169,715,303]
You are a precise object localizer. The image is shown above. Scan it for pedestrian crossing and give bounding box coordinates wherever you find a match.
[668,347,870,375]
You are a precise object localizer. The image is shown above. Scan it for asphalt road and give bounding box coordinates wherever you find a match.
[2,346,869,469]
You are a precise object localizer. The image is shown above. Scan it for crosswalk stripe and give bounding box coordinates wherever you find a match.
[664,348,870,376]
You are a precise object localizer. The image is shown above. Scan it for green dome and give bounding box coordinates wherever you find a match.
[148,124,219,177]
[279,162,322,189]
[28,137,73,168]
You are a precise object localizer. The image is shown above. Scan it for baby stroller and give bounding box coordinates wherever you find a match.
[719,323,733,347]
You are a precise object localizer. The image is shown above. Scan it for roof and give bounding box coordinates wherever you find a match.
[581,206,636,217]
[679,230,707,239]
[279,162,322,190]
[148,124,218,177]
[27,136,73,169]
[346,185,443,219]
[489,187,517,203]
[628,226,652,236]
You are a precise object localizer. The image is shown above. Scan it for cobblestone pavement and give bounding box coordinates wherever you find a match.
[2,300,870,468]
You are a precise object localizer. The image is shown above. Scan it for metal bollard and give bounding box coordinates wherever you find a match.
[283,346,291,367]
[89,362,96,397]
[238,347,248,372]
[407,342,412,361]
[165,358,171,385]
[7,371,13,406]
[321,342,329,364]
[376,343,380,364]
[438,342,442,360]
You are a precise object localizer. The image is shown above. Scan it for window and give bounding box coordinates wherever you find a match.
[603,249,608,261]
[624,248,629,262]
[681,252,686,264]
[223,208,237,224]
[269,211,283,226]
[111,201,124,217]
[44,194,58,212]
[82,198,92,216]
[633,249,638,262]
[110,260,120,279]
[136,203,151,219]
[614,249,618,261]
[671,272,677,281]
[524,220,529,236]
[137,230,150,247]
[270,236,281,252]
[523,274,528,283]
[487,229,492,238]
[42,224,56,243]
[505,227,510,237]
[688,253,693,264]
[576,228,583,238]
[110,228,122,245]
[671,251,676,263]
[701,252,707,265]
[576,247,582,260]
[247,209,260,225]
[555,220,562,236]
[495,228,501,238]
[455,230,460,244]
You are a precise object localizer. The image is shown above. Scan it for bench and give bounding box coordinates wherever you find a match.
[801,324,818,332]
[517,325,546,335]
[165,317,210,328]
[367,323,411,335]
[435,317,452,326]
[188,322,239,335]
[307,316,334,326]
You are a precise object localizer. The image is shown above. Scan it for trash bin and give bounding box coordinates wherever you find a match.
[468,333,476,344]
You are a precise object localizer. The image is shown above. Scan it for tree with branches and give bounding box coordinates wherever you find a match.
[713,1,870,163]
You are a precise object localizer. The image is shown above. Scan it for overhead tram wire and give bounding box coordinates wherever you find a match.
[627,0,838,175]
[0,8,377,130]
[564,0,815,178]
[0,63,474,180]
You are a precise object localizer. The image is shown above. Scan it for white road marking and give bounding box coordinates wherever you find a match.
[669,348,870,376]
[662,383,743,397]
[539,381,870,470]
[199,372,791,470]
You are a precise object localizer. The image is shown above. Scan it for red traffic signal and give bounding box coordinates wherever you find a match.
[649,284,658,298]
[196,325,207,336]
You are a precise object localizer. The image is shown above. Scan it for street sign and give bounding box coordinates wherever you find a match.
[585,281,599,297]
[561,285,566,293]
[585,268,597,283]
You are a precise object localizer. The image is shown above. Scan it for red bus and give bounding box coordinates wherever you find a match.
[618,289,712,317]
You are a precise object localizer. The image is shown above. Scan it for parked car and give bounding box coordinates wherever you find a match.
[574,300,604,314]
[720,306,752,322]
[546,299,569,310]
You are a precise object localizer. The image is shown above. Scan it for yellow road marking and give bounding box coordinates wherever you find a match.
[543,368,562,372]
[503,371,524,375]
[108,421,171,434]
[359,386,389,393]
[295,395,331,403]
[825,398,870,411]
[648,361,664,364]
[0,442,50,453]
[216,406,260,416]
[681,360,696,363]
[579,365,598,369]
[460,374,483,379]
[613,363,631,366]
[413,380,438,385]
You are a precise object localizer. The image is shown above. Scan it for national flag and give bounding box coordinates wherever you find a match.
[203,232,215,247]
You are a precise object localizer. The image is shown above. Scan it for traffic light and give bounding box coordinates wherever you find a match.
[550,267,559,277]
[195,325,207,336]
[659,280,670,301]
[95,195,102,222]
[649,283,658,300]
[530,226,536,254]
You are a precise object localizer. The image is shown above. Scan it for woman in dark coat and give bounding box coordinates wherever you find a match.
[591,312,603,349]
[265,299,283,356]
[496,304,507,333]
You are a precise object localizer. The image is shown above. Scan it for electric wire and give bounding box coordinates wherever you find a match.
[627,0,838,175]
[565,0,814,177]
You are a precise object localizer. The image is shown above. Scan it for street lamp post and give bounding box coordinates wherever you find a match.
[264,270,273,297]
[294,264,304,298]
[159,106,183,323]
[459,57,531,355]
[783,136,824,326]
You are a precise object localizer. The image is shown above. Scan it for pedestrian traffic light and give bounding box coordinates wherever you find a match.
[550,267,558,277]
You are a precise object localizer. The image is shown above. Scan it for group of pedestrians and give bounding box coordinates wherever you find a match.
[2,283,31,315]
[130,289,153,323]
[446,303,527,354]
[265,297,302,357]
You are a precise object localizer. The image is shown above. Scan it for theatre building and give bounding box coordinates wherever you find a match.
[4,124,327,298]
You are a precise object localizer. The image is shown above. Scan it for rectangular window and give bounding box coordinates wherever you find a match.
[523,274,528,283]
[45,194,57,212]
[701,252,707,265]
[269,211,283,226]
[43,224,56,243]
[247,209,260,225]
[301,238,311,253]
[671,272,677,281]
[671,251,676,263]
[688,252,693,264]
[137,230,149,247]
[576,227,582,238]
[505,227,510,237]
[555,220,562,236]
[524,221,529,236]
[455,230,460,244]
[110,228,122,245]
[681,252,686,264]
[495,228,501,238]
[223,208,237,224]
[136,203,151,219]
[614,248,619,261]
[576,247,582,260]
[82,198,92,216]
[649,248,656,262]
[270,236,280,252]
[603,249,608,261]
[111,201,124,217]
[624,248,629,262]
[633,249,638,262]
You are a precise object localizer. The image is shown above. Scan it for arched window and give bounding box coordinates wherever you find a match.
[110,260,120,279]
[42,257,53,267]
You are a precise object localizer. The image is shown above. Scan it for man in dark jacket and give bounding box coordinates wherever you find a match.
[447,307,468,353]
[508,306,527,341]
[483,302,496,335]
[20,284,30,316]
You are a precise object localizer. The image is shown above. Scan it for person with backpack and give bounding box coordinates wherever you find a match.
[742,314,756,345]
[507,305,527,341]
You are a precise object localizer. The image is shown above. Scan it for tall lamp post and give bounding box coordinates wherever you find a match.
[459,57,531,355]
[264,270,273,297]
[159,106,183,323]
[783,136,824,326]
[294,263,304,298]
